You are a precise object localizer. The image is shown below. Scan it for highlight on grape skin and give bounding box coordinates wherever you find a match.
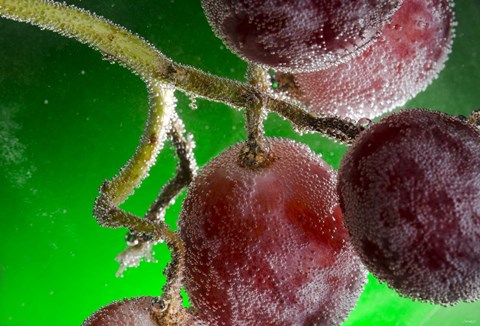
[179,138,367,325]
[201,0,403,72]
[274,0,455,121]
[338,109,480,305]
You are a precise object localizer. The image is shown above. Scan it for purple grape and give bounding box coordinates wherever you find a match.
[338,109,480,304]
[179,138,366,325]
[82,297,159,326]
[82,297,203,326]
[275,0,455,120]
[201,0,402,72]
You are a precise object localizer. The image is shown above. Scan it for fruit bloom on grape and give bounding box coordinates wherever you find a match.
[279,0,454,120]
[201,0,402,72]
[338,109,480,304]
[180,138,366,325]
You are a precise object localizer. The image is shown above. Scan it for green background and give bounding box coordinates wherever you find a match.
[0,0,479,325]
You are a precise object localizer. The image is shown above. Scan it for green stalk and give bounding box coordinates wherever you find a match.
[102,83,175,205]
[0,0,167,79]
[0,0,360,144]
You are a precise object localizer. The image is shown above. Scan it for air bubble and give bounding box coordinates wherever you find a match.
[357,117,373,131]
[189,94,198,110]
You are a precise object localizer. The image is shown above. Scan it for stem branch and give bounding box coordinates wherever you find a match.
[240,65,272,168]
[146,114,197,222]
[0,0,360,144]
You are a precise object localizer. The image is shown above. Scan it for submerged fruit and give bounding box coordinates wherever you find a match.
[83,297,158,326]
[180,138,366,325]
[83,296,204,326]
[338,109,480,304]
[202,0,402,72]
[275,0,454,120]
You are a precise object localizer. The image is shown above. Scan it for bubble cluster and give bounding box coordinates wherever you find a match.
[277,0,455,120]
[201,0,402,72]
[338,109,480,304]
[180,138,366,325]
[0,107,35,188]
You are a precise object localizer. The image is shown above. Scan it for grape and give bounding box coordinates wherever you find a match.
[275,0,454,121]
[201,0,402,72]
[82,297,159,326]
[179,138,366,325]
[83,296,206,325]
[338,109,480,304]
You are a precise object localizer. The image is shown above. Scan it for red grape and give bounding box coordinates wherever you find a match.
[179,138,366,325]
[276,0,454,120]
[201,0,402,72]
[82,297,159,326]
[83,297,205,325]
[338,109,480,304]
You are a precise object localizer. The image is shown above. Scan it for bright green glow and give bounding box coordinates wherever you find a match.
[0,1,479,325]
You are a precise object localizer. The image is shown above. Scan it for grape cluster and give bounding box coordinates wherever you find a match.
[177,0,477,324]
[78,0,478,325]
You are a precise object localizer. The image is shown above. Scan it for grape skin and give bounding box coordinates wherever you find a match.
[201,0,402,72]
[82,297,159,326]
[82,297,206,325]
[338,109,480,305]
[278,0,454,121]
[180,138,366,325]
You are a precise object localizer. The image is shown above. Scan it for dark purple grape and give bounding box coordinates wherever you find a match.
[179,138,366,325]
[201,0,402,72]
[338,109,480,304]
[275,0,454,120]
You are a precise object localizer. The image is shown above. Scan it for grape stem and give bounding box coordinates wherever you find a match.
[145,113,197,324]
[95,91,195,324]
[469,110,480,127]
[240,65,273,168]
[93,82,175,230]
[145,113,197,223]
[0,0,360,144]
